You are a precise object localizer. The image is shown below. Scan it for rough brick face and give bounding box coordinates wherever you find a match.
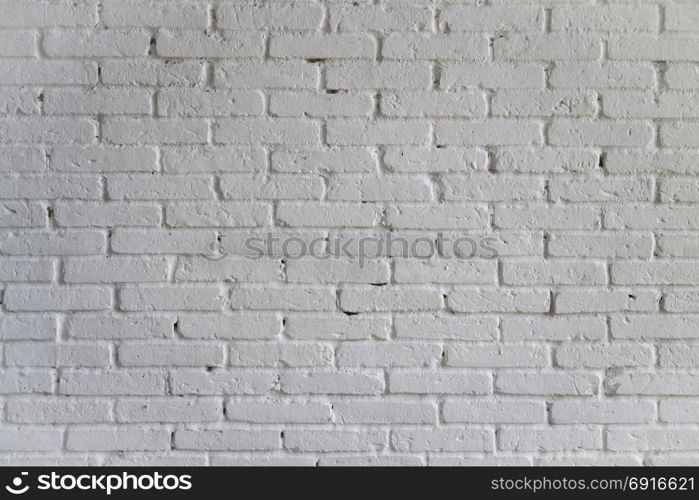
[0,0,697,468]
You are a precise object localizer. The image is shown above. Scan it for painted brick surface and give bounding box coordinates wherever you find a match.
[0,0,697,467]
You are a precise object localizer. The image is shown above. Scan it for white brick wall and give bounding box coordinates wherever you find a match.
[0,0,698,467]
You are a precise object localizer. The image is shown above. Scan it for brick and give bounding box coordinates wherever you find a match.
[659,400,699,423]
[59,370,167,395]
[327,62,432,90]
[166,201,270,227]
[503,260,607,286]
[386,203,490,229]
[340,285,442,312]
[449,289,550,313]
[0,61,97,85]
[0,1,97,26]
[0,315,56,340]
[330,5,431,32]
[158,90,264,117]
[446,344,549,368]
[0,174,100,199]
[7,397,111,424]
[392,429,493,452]
[230,342,332,368]
[492,90,596,117]
[162,146,265,174]
[0,202,46,227]
[443,400,546,423]
[440,174,545,201]
[0,30,36,56]
[0,258,54,282]
[285,314,391,340]
[327,120,430,146]
[285,430,386,453]
[604,372,699,396]
[4,285,111,311]
[51,146,158,172]
[612,261,699,285]
[384,147,488,172]
[496,371,599,395]
[337,342,440,367]
[555,343,655,368]
[0,147,45,172]
[102,60,204,86]
[5,342,109,367]
[281,370,385,395]
[227,400,332,424]
[389,370,492,394]
[549,120,654,146]
[101,0,208,28]
[552,5,658,32]
[609,36,699,61]
[270,34,376,59]
[441,6,541,32]
[55,202,162,227]
[612,316,699,340]
[555,290,659,314]
[0,429,63,452]
[334,402,436,424]
[220,174,323,200]
[0,369,54,394]
[665,63,699,89]
[436,119,542,146]
[213,118,321,145]
[659,345,699,368]
[177,313,281,340]
[494,34,601,60]
[116,397,222,423]
[231,285,336,311]
[277,202,380,227]
[43,29,150,57]
[394,314,497,340]
[605,205,699,230]
[502,316,606,341]
[111,229,217,254]
[272,149,376,173]
[44,88,152,115]
[64,256,170,283]
[118,343,225,367]
[0,118,96,144]
[215,62,319,89]
[607,428,699,452]
[604,91,699,118]
[272,91,373,118]
[548,232,653,259]
[170,369,277,395]
[0,229,106,255]
[103,118,209,145]
[67,428,170,452]
[119,285,225,311]
[442,63,545,89]
[66,314,175,340]
[157,30,264,58]
[383,34,488,60]
[499,427,603,451]
[219,5,324,31]
[550,62,655,88]
[381,90,486,117]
